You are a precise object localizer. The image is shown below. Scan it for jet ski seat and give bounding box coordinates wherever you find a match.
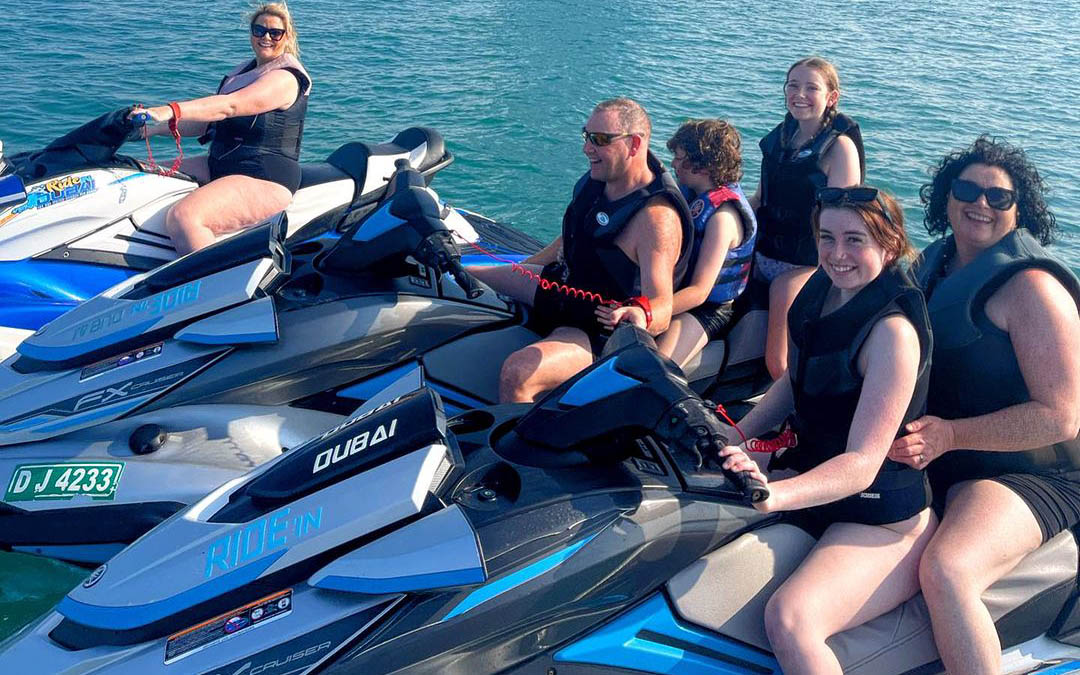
[667,523,1080,674]
[319,128,451,205]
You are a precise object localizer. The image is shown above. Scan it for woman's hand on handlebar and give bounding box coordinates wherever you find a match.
[718,446,774,511]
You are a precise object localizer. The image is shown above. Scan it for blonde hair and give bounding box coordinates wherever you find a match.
[787,57,840,126]
[250,3,300,58]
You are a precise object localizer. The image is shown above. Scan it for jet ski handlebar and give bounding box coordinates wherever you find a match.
[656,395,770,504]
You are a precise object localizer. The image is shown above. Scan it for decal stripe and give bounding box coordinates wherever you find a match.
[441,533,597,621]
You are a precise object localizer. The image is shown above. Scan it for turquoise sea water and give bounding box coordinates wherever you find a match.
[0,0,1078,641]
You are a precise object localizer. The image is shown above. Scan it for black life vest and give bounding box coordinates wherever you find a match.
[532,152,693,334]
[780,265,932,525]
[756,112,865,266]
[206,61,310,164]
[917,230,1080,483]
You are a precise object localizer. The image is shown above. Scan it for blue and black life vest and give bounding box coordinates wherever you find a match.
[756,112,865,266]
[917,229,1080,484]
[683,183,757,304]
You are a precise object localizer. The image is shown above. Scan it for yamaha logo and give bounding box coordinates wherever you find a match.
[83,563,107,588]
[689,199,704,219]
[596,211,610,226]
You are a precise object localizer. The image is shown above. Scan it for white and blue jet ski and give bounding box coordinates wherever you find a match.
[0,157,770,566]
[1,326,1076,675]
[0,106,460,355]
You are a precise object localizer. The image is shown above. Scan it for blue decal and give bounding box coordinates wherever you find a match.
[107,173,147,185]
[559,360,642,407]
[442,533,597,621]
[337,363,416,401]
[66,280,202,343]
[1034,663,1080,675]
[7,175,97,218]
[204,506,324,579]
[555,594,779,674]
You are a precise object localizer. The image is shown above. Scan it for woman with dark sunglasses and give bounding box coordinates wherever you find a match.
[129,2,310,254]
[719,187,936,672]
[888,137,1080,673]
[749,57,865,382]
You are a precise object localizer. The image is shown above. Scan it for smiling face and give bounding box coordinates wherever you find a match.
[583,108,637,183]
[817,207,890,295]
[250,13,288,63]
[785,64,838,124]
[947,162,1018,253]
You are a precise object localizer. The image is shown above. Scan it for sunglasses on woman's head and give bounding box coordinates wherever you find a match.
[816,186,894,227]
[950,178,1017,211]
[251,24,286,41]
[582,127,635,147]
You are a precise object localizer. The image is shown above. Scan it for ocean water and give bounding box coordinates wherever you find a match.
[0,0,1078,641]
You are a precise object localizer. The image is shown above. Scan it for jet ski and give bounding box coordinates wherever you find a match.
[2,326,1077,675]
[0,158,770,565]
[0,106,460,354]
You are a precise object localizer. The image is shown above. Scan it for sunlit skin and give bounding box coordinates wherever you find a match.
[250,14,288,65]
[582,109,640,187]
[947,163,1018,264]
[816,207,890,303]
[785,64,839,146]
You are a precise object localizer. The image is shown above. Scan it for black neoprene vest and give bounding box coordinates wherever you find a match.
[917,230,1080,484]
[756,113,865,266]
[532,152,693,335]
[779,265,932,525]
[207,64,309,164]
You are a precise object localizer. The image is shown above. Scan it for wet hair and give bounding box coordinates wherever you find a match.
[250,3,300,58]
[812,186,915,264]
[594,97,652,139]
[920,135,1057,246]
[666,119,742,186]
[787,57,841,127]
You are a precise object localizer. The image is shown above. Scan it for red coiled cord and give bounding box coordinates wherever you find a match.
[461,238,619,306]
[714,402,796,453]
[138,103,184,177]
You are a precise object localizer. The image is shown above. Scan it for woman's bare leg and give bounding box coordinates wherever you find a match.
[764,509,937,674]
[919,480,1043,674]
[165,174,292,255]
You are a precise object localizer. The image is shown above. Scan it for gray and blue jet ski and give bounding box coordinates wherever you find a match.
[2,326,1077,675]
[0,156,770,565]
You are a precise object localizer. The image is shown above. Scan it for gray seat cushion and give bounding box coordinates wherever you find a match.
[666,523,1078,674]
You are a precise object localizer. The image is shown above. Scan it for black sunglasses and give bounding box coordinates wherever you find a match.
[950,178,1016,211]
[582,127,635,147]
[817,186,894,227]
[251,24,286,41]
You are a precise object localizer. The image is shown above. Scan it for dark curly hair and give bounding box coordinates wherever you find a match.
[666,119,742,186]
[920,136,1058,245]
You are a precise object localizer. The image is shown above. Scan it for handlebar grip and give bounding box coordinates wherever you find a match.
[727,467,770,504]
[449,259,483,299]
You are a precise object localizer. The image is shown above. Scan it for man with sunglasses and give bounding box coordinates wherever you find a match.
[476,98,693,403]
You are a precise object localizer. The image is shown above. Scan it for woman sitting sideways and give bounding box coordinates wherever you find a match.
[597,118,756,367]
[719,186,936,674]
[131,2,310,254]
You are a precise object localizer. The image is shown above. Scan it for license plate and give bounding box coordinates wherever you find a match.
[4,462,125,502]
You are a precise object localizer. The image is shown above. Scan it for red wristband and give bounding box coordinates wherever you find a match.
[167,101,182,137]
[623,295,652,328]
